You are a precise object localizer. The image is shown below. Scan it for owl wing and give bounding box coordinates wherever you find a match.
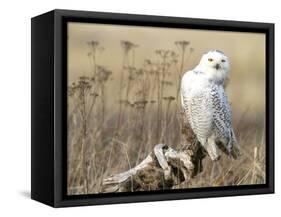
[210,85,235,149]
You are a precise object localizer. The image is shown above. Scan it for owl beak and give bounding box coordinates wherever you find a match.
[215,63,221,70]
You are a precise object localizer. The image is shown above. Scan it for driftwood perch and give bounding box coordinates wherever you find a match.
[101,123,239,193]
[102,143,197,192]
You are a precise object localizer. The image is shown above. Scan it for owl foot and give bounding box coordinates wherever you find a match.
[205,143,221,161]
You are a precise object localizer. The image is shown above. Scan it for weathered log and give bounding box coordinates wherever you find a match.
[101,122,239,193]
[102,143,196,192]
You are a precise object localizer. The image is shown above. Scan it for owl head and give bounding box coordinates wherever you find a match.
[196,50,230,84]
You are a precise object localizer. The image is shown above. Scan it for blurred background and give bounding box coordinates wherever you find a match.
[67,22,266,195]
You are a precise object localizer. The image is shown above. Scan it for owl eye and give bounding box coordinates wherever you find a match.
[221,59,226,62]
[208,58,213,62]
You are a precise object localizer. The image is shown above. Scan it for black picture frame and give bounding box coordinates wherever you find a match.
[31,9,274,207]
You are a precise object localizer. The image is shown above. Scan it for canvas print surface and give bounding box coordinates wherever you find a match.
[67,22,265,195]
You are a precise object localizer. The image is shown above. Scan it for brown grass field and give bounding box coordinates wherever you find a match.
[67,23,266,195]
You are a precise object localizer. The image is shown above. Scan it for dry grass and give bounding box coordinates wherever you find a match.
[67,40,265,195]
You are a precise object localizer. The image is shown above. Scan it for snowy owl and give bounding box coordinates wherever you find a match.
[180,50,238,161]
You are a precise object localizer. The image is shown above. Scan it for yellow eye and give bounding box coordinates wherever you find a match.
[221,59,226,62]
[208,58,213,62]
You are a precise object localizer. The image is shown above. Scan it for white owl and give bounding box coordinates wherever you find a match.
[180,50,238,161]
